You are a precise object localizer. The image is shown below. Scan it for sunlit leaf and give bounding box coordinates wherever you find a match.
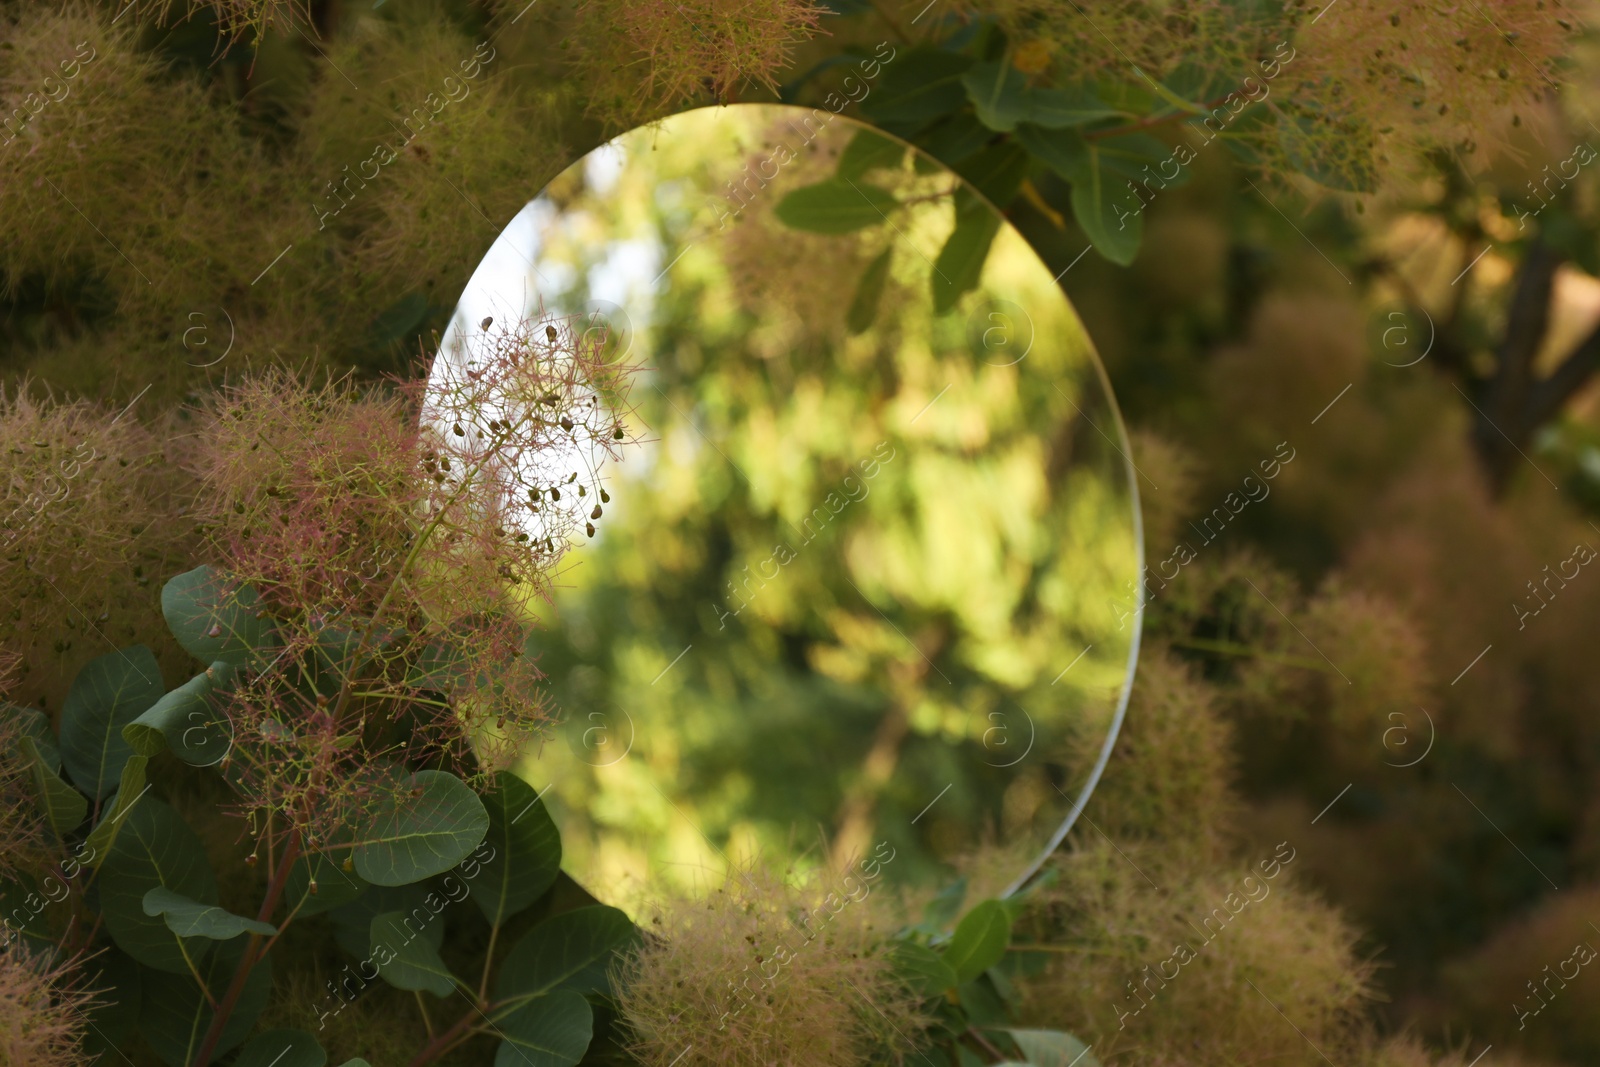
[933,196,1001,313]
[775,179,899,234]
[943,899,1010,983]
[838,128,905,179]
[847,248,893,334]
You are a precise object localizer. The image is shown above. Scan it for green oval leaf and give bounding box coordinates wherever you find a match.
[847,248,893,334]
[943,899,1011,984]
[470,770,562,927]
[58,645,163,801]
[1065,149,1143,267]
[838,128,905,179]
[775,179,899,234]
[933,201,1001,313]
[963,60,1120,134]
[100,798,219,974]
[1024,86,1120,130]
[916,111,992,169]
[495,905,636,1003]
[353,770,490,887]
[20,735,87,838]
[1013,124,1090,183]
[161,565,269,666]
[143,886,277,940]
[494,989,593,1067]
[83,753,148,860]
[123,661,235,766]
[234,1029,328,1067]
[330,881,444,959]
[11,704,59,768]
[860,47,974,129]
[964,61,1029,132]
[1004,1028,1101,1067]
[371,910,460,997]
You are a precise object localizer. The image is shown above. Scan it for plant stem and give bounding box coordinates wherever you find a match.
[404,1009,480,1067]
[415,990,435,1039]
[478,919,501,1005]
[964,1027,1008,1061]
[326,410,531,729]
[191,831,304,1067]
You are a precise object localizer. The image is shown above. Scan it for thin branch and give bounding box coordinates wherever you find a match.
[1528,315,1600,429]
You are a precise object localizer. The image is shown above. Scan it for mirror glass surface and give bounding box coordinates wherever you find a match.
[433,104,1143,914]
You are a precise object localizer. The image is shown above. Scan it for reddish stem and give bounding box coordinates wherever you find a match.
[191,831,304,1067]
[404,1009,481,1067]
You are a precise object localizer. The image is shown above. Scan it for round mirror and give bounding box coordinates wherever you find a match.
[432,104,1143,914]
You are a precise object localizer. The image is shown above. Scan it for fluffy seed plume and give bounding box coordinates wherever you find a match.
[187,311,637,847]
[617,868,928,1067]
[0,940,97,1067]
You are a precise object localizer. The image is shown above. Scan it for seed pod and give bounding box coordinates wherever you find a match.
[481,316,494,330]
[529,487,542,502]
[578,485,587,496]
[591,504,602,520]
[560,417,574,431]
[546,325,558,341]
[600,488,610,503]
[614,425,626,440]
[550,487,560,501]
[454,423,465,437]
[586,522,595,537]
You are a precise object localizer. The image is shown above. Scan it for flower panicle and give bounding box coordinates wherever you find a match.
[189,311,641,836]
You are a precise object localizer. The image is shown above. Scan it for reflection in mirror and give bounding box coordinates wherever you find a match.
[433,104,1143,915]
